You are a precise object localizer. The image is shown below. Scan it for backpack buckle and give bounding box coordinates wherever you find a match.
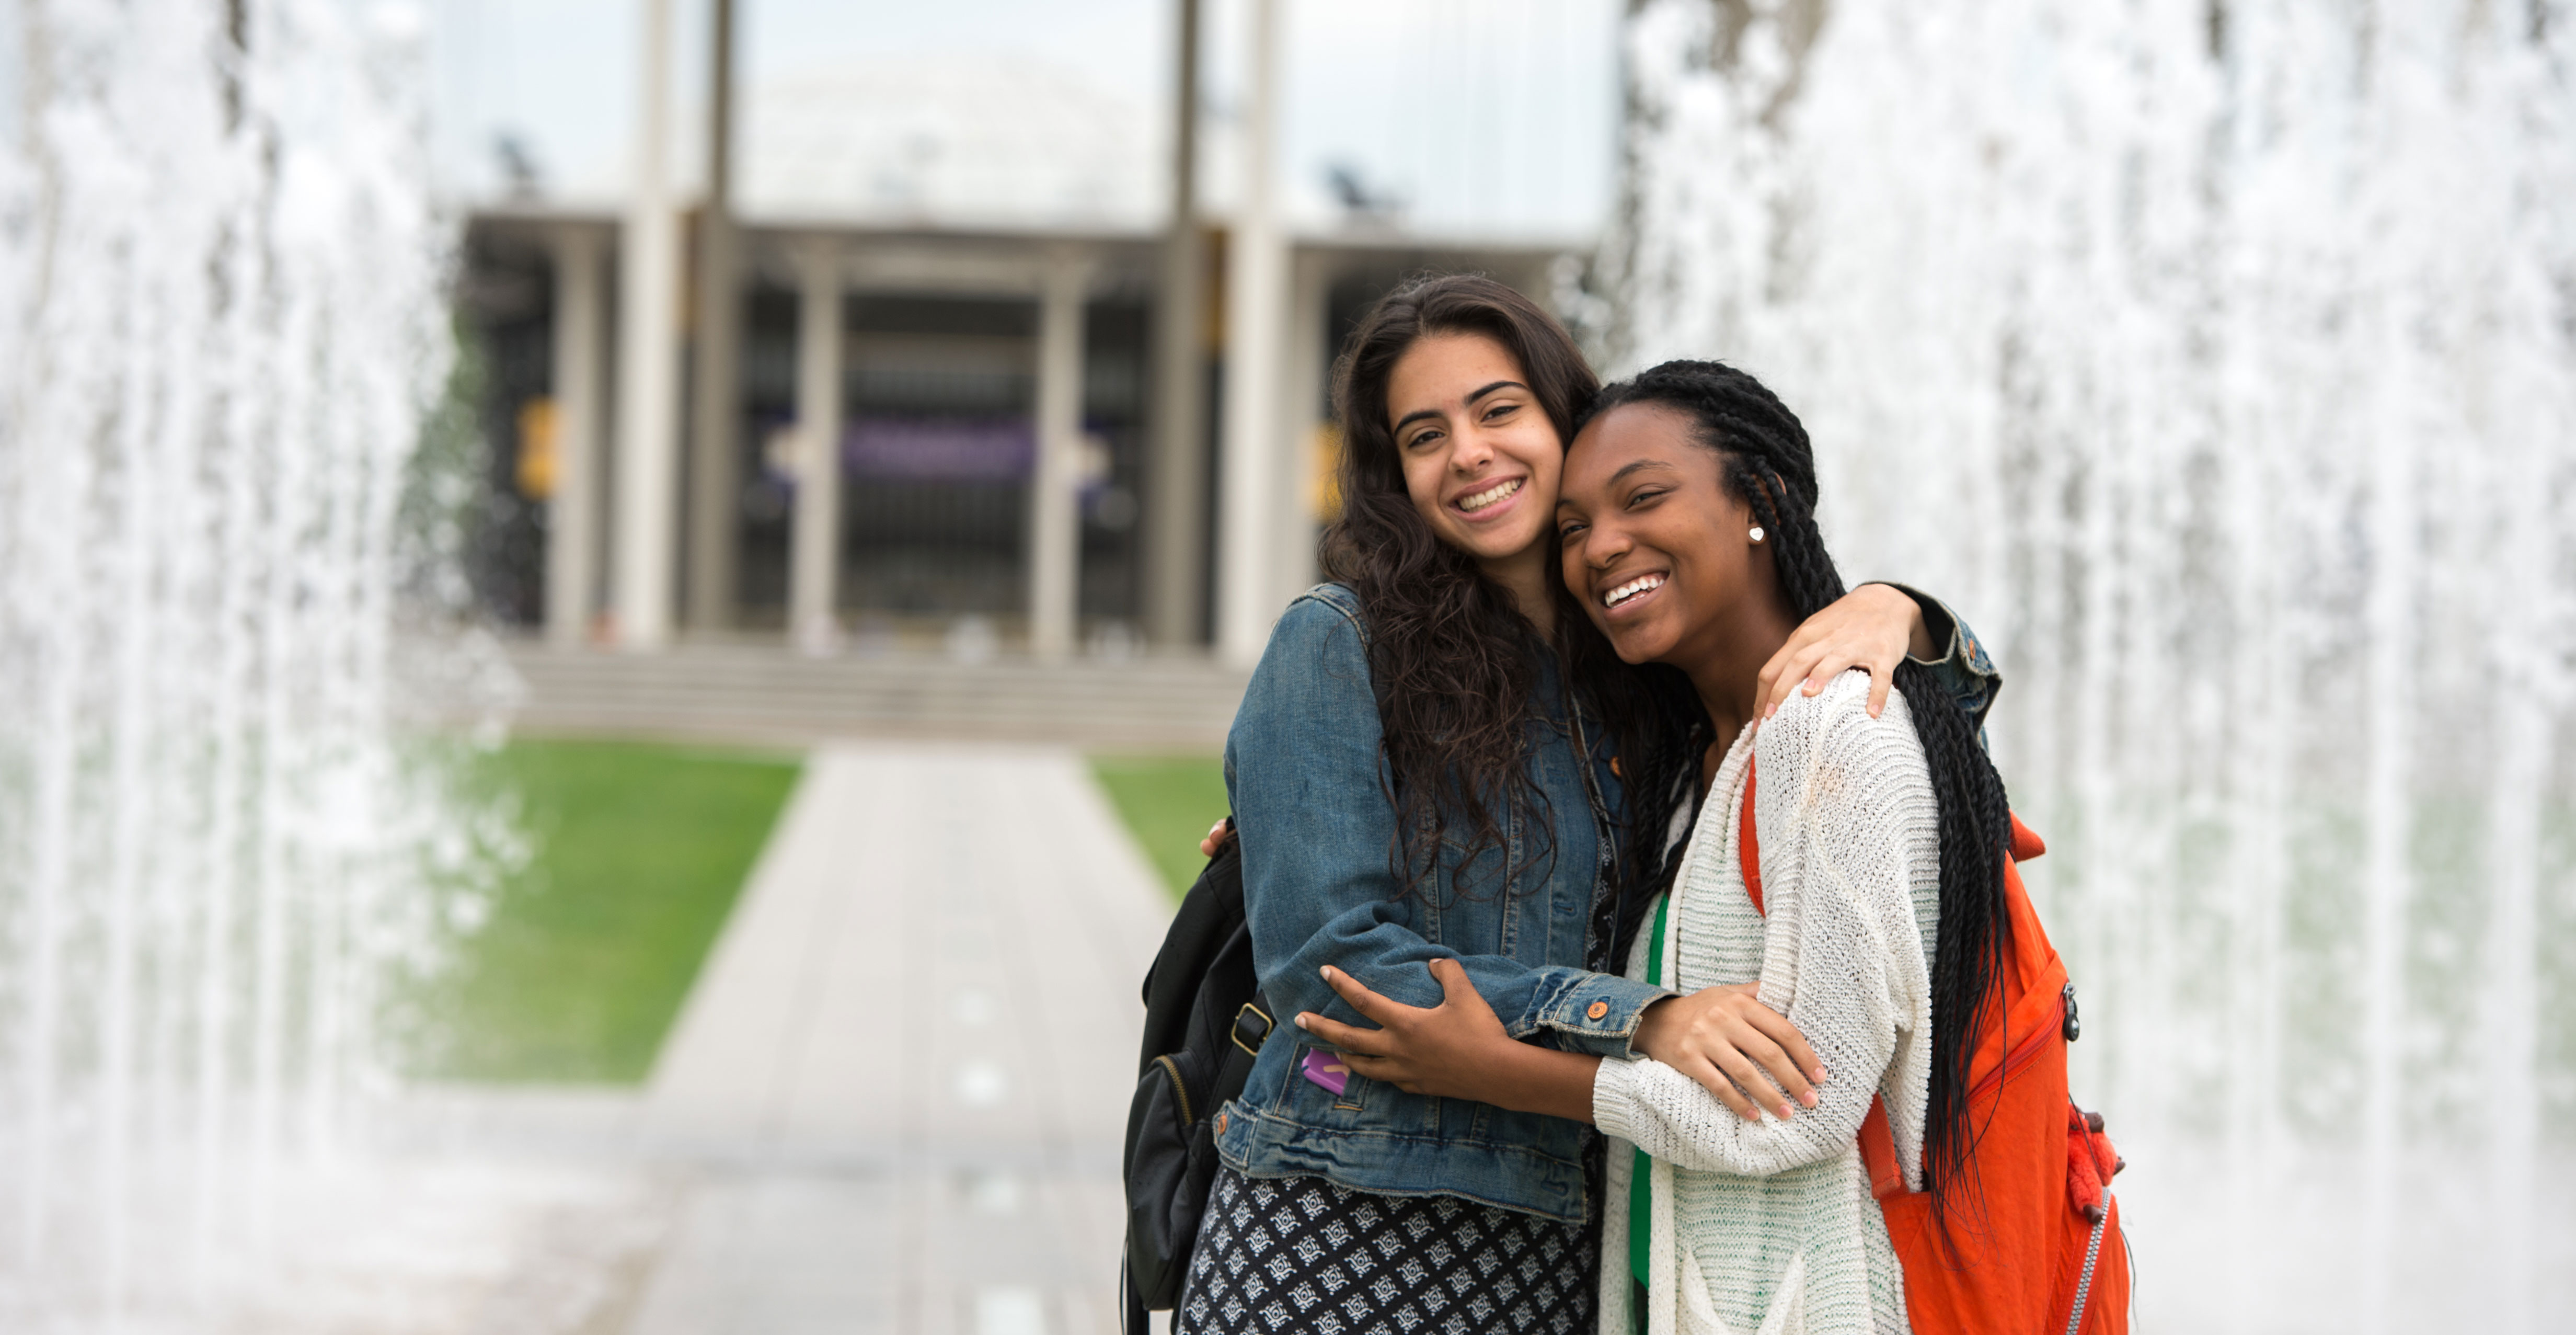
[1231,1001,1274,1057]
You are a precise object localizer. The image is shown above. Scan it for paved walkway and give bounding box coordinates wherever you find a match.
[624,742,1177,1334]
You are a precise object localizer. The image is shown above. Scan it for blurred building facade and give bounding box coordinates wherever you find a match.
[451,0,1574,663]
[460,215,1558,655]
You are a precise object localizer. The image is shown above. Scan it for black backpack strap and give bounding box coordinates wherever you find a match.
[1212,987,1276,1111]
[1121,1254,1145,1335]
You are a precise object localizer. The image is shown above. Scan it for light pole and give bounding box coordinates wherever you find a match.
[1145,0,1208,648]
[685,0,741,633]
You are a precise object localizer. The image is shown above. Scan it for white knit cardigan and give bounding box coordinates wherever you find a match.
[1594,672,1942,1335]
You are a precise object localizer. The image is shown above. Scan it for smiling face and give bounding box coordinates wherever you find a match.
[1385,333,1564,572]
[1556,402,1768,667]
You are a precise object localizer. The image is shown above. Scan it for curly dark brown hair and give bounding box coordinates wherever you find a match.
[1320,273,1600,901]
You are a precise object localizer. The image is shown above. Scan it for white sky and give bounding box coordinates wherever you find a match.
[427,0,1622,242]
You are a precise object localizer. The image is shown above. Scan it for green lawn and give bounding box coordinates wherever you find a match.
[1090,754,1229,898]
[428,738,802,1083]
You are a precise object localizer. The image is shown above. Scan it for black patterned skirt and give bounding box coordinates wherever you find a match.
[1174,1164,1597,1335]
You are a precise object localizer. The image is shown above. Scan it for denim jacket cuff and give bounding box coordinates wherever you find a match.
[1867,580,2001,731]
[1532,974,1670,1058]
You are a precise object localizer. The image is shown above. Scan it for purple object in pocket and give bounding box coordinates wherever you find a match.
[1302,1048,1352,1096]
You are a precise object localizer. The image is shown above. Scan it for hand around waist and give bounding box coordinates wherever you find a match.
[1294,964,1825,1125]
[1295,961,1601,1123]
[1632,983,1826,1122]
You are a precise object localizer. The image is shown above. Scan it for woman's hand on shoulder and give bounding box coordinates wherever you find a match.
[1757,583,1931,721]
[1632,983,1825,1121]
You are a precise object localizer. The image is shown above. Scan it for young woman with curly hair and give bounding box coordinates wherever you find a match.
[1177,279,2000,1335]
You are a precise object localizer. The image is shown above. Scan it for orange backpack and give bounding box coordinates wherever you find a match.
[1738,770,2130,1335]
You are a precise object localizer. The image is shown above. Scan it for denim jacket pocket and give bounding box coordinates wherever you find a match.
[1281,1044,1390,1124]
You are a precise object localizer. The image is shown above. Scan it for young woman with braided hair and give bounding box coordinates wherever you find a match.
[1183,275,2006,1335]
[1301,357,2016,1333]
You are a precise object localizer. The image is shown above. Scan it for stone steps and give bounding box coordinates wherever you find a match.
[496,639,1250,749]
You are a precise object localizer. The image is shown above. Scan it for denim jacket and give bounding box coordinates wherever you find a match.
[1213,582,1999,1223]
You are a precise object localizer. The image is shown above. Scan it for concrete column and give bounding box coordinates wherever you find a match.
[544,227,606,648]
[683,0,741,631]
[1144,0,1208,647]
[613,0,682,651]
[788,244,844,652]
[1029,249,1094,660]
[1275,247,1334,609]
[1215,0,1286,667]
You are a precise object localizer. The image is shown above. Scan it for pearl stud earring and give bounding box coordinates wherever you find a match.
[1749,526,1766,543]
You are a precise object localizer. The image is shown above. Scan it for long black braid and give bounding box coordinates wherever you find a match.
[1565,359,2015,1237]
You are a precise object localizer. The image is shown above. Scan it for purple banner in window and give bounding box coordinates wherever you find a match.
[843,416,1034,482]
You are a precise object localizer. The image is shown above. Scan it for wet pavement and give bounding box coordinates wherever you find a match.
[352,743,1174,1335]
[626,742,1171,1334]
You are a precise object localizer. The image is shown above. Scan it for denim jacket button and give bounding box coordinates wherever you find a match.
[1585,1000,1610,1021]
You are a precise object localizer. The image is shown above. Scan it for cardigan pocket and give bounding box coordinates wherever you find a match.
[1677,1243,1808,1335]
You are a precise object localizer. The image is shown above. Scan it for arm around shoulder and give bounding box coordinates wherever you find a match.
[1869,582,2001,732]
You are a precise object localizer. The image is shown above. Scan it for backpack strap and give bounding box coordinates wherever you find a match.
[1858,1097,1907,1201]
[1736,761,1763,917]
[1211,988,1276,1112]
[1738,756,1906,1201]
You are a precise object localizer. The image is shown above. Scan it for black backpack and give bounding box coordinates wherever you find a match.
[1120,821,1276,1330]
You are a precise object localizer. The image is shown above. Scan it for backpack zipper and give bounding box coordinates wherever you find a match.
[1967,992,2065,1104]
[2063,1205,2110,1334]
[1154,1053,1196,1125]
